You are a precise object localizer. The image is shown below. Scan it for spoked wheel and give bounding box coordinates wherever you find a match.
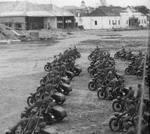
[97,88,106,99]
[87,66,92,73]
[109,117,120,132]
[125,68,130,75]
[112,100,123,112]
[136,72,143,79]
[15,125,23,134]
[44,65,50,72]
[114,53,119,59]
[27,96,35,107]
[40,79,45,86]
[88,55,92,61]
[88,81,96,91]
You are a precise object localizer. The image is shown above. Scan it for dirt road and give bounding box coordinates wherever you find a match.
[0,30,148,134]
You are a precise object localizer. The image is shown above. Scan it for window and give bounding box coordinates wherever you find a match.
[5,22,12,27]
[126,20,128,24]
[15,23,22,30]
[109,20,111,25]
[144,20,147,24]
[112,20,114,24]
[95,20,97,25]
[118,20,120,25]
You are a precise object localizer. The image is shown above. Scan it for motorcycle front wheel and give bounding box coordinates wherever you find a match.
[112,100,124,112]
[109,117,121,132]
[125,68,130,75]
[44,65,50,72]
[88,81,96,91]
[97,88,106,99]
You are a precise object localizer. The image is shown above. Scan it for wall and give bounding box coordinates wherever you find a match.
[76,16,121,29]
[44,17,57,29]
[0,16,26,30]
[120,8,148,28]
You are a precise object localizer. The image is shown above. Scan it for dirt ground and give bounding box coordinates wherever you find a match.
[0,29,149,134]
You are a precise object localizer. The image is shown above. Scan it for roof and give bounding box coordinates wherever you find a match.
[0,1,74,17]
[88,6,125,17]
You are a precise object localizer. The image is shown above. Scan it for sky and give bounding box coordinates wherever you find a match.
[0,0,150,8]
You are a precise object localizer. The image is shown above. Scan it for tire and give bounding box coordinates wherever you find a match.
[44,65,49,72]
[97,88,106,99]
[74,69,81,76]
[125,68,130,75]
[40,79,45,86]
[88,55,92,61]
[88,81,96,91]
[36,86,44,92]
[114,53,119,59]
[109,117,120,132]
[112,100,123,112]
[90,70,95,77]
[87,66,92,73]
[27,96,35,107]
[136,72,143,79]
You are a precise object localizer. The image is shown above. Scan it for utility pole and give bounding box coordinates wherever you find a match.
[137,20,150,134]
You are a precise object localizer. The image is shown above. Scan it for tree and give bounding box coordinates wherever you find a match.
[135,6,150,15]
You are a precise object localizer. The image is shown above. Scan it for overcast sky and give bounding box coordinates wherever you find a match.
[0,0,150,8]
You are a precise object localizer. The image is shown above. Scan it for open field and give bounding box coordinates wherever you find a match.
[0,29,149,134]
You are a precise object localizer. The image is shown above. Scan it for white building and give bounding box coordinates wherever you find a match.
[76,6,148,29]
[76,16,121,29]
[120,6,148,28]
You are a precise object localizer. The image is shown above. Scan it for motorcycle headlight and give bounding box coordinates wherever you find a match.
[51,115,55,119]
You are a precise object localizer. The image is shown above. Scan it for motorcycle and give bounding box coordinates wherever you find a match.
[112,97,138,113]
[109,112,135,132]
[55,81,72,95]
[43,105,67,124]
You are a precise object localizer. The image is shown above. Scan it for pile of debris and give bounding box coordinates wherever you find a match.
[0,24,27,42]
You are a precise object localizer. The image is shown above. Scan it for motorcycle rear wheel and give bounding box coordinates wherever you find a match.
[27,96,35,107]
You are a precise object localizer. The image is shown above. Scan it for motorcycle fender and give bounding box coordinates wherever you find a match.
[113,99,118,103]
[109,115,117,121]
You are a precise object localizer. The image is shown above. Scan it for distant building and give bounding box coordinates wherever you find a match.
[120,6,148,28]
[76,6,148,29]
[0,1,75,30]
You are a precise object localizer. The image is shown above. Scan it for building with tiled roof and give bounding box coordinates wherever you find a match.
[76,6,148,29]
